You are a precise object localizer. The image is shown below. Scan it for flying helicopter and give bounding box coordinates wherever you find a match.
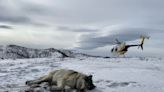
[111,35,149,57]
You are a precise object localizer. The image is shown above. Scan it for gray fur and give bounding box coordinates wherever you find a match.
[26,69,96,92]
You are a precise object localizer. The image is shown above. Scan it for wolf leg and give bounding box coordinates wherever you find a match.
[50,79,66,92]
[26,75,52,86]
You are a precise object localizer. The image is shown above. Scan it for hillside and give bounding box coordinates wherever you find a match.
[0,45,83,59]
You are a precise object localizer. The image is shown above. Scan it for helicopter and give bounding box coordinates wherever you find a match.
[111,35,149,57]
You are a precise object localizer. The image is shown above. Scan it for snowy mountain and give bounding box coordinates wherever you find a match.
[0,45,91,59]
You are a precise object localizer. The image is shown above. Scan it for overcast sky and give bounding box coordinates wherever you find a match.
[0,0,164,57]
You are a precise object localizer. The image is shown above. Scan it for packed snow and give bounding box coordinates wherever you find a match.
[0,56,164,92]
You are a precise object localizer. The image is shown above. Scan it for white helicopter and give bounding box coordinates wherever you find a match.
[111,35,149,57]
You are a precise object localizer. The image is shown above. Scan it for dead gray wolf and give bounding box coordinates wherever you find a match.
[26,69,96,92]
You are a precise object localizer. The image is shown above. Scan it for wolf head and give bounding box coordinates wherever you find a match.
[84,75,96,90]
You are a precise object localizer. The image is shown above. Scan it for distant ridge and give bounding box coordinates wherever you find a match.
[0,44,108,59]
[0,45,73,59]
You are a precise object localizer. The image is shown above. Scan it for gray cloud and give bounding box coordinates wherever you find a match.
[0,0,164,25]
[75,26,152,49]
[57,26,99,32]
[0,25,13,29]
[16,0,55,16]
[0,0,48,26]
[0,1,29,24]
[0,15,31,24]
[1,0,164,26]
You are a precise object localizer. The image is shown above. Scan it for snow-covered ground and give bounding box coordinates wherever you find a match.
[0,57,164,92]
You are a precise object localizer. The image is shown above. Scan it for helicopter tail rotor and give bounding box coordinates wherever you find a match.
[140,43,144,50]
[139,35,150,50]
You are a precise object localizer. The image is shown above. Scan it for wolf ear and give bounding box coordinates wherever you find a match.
[84,75,93,80]
[88,75,93,78]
